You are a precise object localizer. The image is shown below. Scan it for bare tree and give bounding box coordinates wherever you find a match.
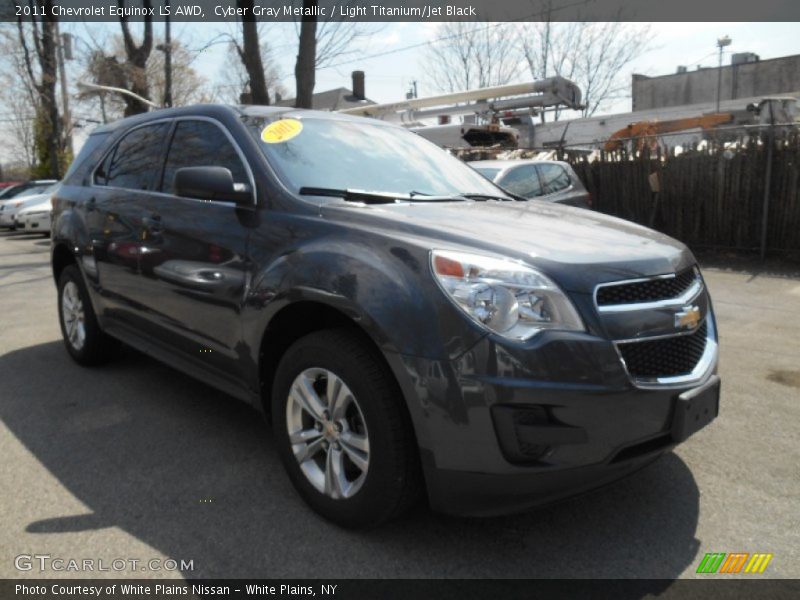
[294,0,318,108]
[214,40,285,104]
[519,19,651,119]
[292,2,380,108]
[147,40,209,106]
[422,22,522,93]
[79,32,208,121]
[234,0,270,104]
[117,0,154,116]
[0,27,38,170]
[14,0,64,178]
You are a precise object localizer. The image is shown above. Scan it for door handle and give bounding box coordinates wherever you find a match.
[87,197,96,212]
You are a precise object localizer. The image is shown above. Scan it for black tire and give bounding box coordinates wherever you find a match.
[271,328,422,528]
[57,264,119,366]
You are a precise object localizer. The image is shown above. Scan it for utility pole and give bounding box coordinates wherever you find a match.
[163,0,173,107]
[56,23,73,157]
[406,80,418,100]
[715,35,731,113]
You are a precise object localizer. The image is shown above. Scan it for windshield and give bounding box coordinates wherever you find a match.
[245,116,508,199]
[1,183,55,200]
[472,167,501,181]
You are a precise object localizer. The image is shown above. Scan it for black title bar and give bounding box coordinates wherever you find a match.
[4,579,800,600]
[2,0,800,22]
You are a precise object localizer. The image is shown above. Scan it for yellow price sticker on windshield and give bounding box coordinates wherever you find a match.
[261,119,303,144]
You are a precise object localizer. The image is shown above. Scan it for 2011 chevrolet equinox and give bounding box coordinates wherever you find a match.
[51,105,720,527]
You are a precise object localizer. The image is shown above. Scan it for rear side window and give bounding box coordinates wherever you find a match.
[499,165,542,198]
[63,132,110,185]
[95,123,169,190]
[538,164,571,195]
[160,120,249,193]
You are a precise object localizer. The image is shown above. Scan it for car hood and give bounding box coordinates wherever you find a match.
[18,201,51,214]
[320,200,694,293]
[10,193,51,212]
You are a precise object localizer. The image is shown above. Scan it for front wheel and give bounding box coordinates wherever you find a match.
[271,328,422,527]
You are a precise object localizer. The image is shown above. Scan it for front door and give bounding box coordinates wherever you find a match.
[130,118,257,384]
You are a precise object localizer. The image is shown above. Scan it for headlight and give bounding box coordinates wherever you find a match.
[430,249,584,340]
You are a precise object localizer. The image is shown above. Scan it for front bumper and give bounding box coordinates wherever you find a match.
[0,212,16,227]
[20,212,50,232]
[392,328,719,516]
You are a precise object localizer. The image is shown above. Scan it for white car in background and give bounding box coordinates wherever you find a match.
[0,183,59,230]
[17,201,52,235]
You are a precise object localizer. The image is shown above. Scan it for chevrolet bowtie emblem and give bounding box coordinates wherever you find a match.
[675,305,701,330]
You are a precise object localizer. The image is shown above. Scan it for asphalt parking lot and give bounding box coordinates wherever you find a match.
[1,230,798,581]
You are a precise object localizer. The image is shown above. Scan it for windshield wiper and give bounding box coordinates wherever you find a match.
[299,187,465,204]
[459,192,518,202]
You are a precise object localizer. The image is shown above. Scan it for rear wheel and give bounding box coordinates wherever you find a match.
[57,265,119,365]
[271,328,422,527]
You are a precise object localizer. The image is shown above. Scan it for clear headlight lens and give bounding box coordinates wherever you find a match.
[430,249,584,340]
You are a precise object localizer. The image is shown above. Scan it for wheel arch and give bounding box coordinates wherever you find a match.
[51,242,77,284]
[257,300,398,417]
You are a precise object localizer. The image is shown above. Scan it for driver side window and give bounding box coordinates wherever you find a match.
[160,120,249,195]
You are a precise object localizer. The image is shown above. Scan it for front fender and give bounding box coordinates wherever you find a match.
[242,235,484,361]
[239,232,487,450]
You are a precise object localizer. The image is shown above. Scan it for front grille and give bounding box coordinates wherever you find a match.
[597,268,697,306]
[618,321,707,379]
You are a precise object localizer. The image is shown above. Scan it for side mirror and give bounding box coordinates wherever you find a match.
[173,166,252,204]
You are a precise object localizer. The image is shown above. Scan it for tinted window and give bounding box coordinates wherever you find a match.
[161,120,248,194]
[538,164,571,195]
[96,123,168,190]
[245,116,506,198]
[499,165,542,198]
[64,132,110,185]
[1,183,54,199]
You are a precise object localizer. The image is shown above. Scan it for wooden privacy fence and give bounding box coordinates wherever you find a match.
[565,130,800,254]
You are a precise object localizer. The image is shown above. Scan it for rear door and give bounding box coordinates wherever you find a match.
[129,118,256,382]
[88,121,171,330]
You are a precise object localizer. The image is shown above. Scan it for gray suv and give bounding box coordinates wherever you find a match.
[51,105,719,527]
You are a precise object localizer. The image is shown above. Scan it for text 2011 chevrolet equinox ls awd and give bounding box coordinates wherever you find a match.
[51,105,720,527]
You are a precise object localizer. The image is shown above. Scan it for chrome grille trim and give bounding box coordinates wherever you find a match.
[594,267,718,388]
[594,267,703,313]
[613,317,718,389]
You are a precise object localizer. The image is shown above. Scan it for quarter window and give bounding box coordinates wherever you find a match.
[95,123,169,190]
[161,120,249,194]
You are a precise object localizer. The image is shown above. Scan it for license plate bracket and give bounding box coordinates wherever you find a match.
[671,375,720,443]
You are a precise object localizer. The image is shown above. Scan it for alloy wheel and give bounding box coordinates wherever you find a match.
[286,368,370,499]
[61,281,86,351]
